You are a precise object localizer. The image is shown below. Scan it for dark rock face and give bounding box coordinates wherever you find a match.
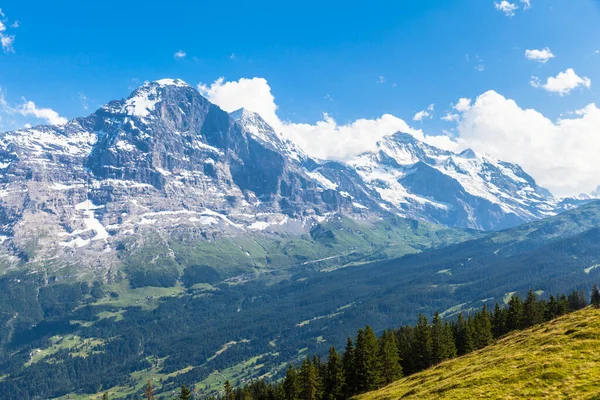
[0,78,575,274]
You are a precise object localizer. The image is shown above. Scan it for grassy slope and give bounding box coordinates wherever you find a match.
[360,307,600,400]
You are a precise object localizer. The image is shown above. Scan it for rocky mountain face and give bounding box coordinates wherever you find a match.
[347,132,558,230]
[0,78,571,277]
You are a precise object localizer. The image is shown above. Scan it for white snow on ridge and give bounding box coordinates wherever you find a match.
[305,170,338,190]
[75,200,105,211]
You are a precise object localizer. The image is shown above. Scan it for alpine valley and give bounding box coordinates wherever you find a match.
[1,79,599,399]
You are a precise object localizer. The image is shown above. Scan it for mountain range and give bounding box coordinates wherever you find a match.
[0,78,586,280]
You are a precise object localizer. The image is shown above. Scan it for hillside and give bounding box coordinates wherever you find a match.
[360,307,600,400]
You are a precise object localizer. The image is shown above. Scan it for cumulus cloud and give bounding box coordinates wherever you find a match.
[16,100,68,125]
[525,47,555,63]
[441,113,460,122]
[174,50,186,59]
[197,77,456,160]
[531,68,591,95]
[453,98,472,112]
[0,9,16,53]
[413,104,435,121]
[454,90,600,196]
[494,1,519,16]
[198,76,600,196]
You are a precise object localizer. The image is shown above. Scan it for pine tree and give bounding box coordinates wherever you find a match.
[591,284,600,307]
[395,326,416,375]
[341,338,356,398]
[568,289,587,311]
[507,295,524,331]
[472,305,493,349]
[523,289,543,328]
[412,314,432,372]
[557,294,570,315]
[144,380,154,400]
[299,358,319,400]
[179,384,193,400]
[455,313,475,355]
[312,354,325,399]
[491,303,508,338]
[103,392,108,400]
[224,380,234,400]
[354,326,383,393]
[283,364,299,400]
[544,295,558,321]
[378,329,403,384]
[324,346,345,400]
[430,312,456,364]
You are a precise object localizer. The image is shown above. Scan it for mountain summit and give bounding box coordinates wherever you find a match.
[0,79,570,276]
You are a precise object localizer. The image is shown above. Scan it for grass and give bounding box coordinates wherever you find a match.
[91,279,185,310]
[359,307,600,400]
[26,335,105,367]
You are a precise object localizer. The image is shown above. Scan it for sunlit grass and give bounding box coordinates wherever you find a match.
[359,307,600,400]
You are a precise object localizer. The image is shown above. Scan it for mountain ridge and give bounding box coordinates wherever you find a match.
[0,78,585,279]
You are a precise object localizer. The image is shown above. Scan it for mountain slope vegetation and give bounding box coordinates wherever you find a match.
[359,307,600,400]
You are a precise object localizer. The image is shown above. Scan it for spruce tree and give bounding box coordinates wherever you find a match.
[179,384,192,400]
[341,338,356,398]
[472,305,493,349]
[591,284,600,307]
[558,294,570,315]
[430,312,456,364]
[544,295,558,321]
[568,289,587,310]
[299,358,319,400]
[324,346,345,400]
[507,295,523,331]
[523,289,543,328]
[412,314,432,372]
[455,313,474,355]
[396,326,416,375]
[491,303,508,338]
[378,329,403,384]
[103,392,108,400]
[283,364,299,400]
[354,326,383,393]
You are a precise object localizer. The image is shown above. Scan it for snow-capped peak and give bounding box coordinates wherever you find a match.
[154,78,191,88]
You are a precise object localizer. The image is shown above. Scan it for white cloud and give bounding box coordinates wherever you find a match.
[1,35,14,52]
[441,113,460,122]
[197,76,600,196]
[17,100,68,125]
[376,76,385,84]
[454,98,472,112]
[520,0,531,9]
[79,93,88,110]
[0,9,16,53]
[494,1,519,16]
[197,77,455,160]
[413,104,435,121]
[174,50,186,59]
[525,47,555,63]
[230,53,236,60]
[531,68,591,95]
[455,90,600,196]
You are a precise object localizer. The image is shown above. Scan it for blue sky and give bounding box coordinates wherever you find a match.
[1,0,600,195]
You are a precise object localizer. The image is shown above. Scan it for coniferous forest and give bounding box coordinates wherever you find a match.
[109,286,599,399]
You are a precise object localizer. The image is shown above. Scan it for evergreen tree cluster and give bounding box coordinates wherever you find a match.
[213,287,593,400]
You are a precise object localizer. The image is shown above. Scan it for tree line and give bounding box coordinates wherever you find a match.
[194,285,600,400]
